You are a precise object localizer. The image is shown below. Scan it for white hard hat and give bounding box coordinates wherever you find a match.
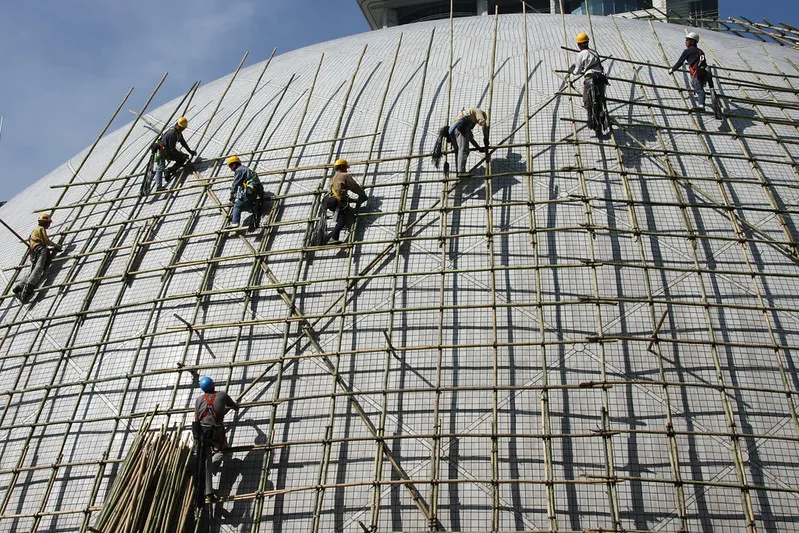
[686,32,699,42]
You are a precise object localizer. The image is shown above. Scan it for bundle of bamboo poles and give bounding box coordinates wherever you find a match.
[90,418,195,533]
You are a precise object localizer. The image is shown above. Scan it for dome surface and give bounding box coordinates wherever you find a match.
[1,12,799,532]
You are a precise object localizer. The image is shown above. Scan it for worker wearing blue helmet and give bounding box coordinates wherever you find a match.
[194,376,239,502]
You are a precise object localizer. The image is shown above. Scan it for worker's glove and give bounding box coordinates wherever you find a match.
[189,149,197,157]
[568,64,575,74]
[228,192,235,203]
[53,244,63,253]
[667,68,674,75]
[357,196,367,207]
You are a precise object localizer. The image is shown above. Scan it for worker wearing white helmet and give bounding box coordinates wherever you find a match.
[12,213,63,302]
[152,116,197,191]
[668,32,714,112]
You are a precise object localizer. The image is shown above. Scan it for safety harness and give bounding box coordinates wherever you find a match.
[241,172,261,196]
[199,393,219,424]
[688,47,708,78]
[330,187,344,208]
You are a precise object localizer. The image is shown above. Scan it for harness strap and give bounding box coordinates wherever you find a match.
[200,393,219,424]
[331,188,344,208]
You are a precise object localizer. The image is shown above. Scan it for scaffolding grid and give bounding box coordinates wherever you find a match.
[0,10,798,533]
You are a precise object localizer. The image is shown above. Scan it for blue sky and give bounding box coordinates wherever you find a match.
[0,0,795,202]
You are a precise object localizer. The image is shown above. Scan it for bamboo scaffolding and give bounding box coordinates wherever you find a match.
[610,17,690,528]
[560,7,622,529]
[4,13,799,533]
[650,23,759,532]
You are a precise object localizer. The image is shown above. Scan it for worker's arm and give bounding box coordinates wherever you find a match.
[669,49,690,73]
[571,50,588,77]
[230,168,245,201]
[40,228,62,251]
[345,175,368,203]
[178,133,196,156]
[226,394,239,410]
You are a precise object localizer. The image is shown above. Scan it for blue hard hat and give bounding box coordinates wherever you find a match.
[199,376,215,393]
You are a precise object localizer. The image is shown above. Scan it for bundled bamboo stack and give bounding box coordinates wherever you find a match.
[90,419,196,533]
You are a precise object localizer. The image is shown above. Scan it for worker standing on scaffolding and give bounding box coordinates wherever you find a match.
[153,116,196,191]
[194,376,239,503]
[323,159,367,245]
[12,213,62,302]
[569,32,606,111]
[226,155,264,231]
[668,32,713,112]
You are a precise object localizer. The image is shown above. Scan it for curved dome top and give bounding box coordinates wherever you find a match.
[1,13,799,532]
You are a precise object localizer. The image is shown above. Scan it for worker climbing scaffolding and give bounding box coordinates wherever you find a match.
[569,32,610,136]
[152,116,197,192]
[668,31,719,116]
[322,159,367,245]
[226,155,266,231]
[12,213,62,303]
[192,376,238,506]
[432,108,489,177]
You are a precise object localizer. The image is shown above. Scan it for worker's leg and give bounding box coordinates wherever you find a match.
[168,153,188,174]
[583,77,591,109]
[23,248,49,286]
[231,198,252,225]
[692,76,706,108]
[325,209,346,243]
[454,129,470,174]
[203,446,215,496]
[154,156,166,189]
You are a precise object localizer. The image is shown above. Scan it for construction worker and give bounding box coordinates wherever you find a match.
[12,213,62,301]
[450,108,488,177]
[226,155,264,230]
[569,32,606,112]
[153,116,196,191]
[668,32,713,112]
[323,159,367,245]
[194,376,239,502]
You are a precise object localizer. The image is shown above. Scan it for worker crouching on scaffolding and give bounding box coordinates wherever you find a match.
[569,33,606,112]
[226,155,265,231]
[153,116,196,191]
[432,108,488,178]
[323,159,367,245]
[668,32,713,113]
[193,376,239,504]
[12,213,62,302]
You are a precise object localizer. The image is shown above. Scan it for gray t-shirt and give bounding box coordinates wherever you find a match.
[195,390,238,427]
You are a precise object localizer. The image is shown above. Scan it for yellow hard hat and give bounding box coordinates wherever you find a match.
[38,213,52,223]
[576,32,589,44]
[333,159,349,169]
[225,155,241,166]
[177,117,188,128]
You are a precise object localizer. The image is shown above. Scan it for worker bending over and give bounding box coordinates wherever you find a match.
[324,159,367,245]
[569,32,607,111]
[668,32,713,112]
[226,155,265,231]
[194,376,239,502]
[450,108,489,177]
[13,213,62,302]
[153,117,196,191]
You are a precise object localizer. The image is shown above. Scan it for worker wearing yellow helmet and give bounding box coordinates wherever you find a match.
[323,159,368,245]
[152,116,197,192]
[226,155,265,231]
[569,32,606,115]
[12,213,63,302]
